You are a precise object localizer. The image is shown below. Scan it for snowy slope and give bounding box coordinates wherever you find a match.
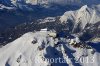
[0,4,15,10]
[1,0,100,10]
[60,5,100,32]
[0,31,100,66]
[2,0,100,6]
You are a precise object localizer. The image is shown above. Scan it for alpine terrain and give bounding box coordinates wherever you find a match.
[0,0,100,66]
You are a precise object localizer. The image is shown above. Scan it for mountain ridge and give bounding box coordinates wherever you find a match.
[60,5,100,33]
[1,0,100,10]
[0,31,100,66]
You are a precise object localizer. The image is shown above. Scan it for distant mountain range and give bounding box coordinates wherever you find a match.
[0,5,99,45]
[0,0,100,10]
[0,0,100,45]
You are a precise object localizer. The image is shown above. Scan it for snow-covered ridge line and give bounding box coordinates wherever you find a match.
[1,0,100,10]
[60,5,100,32]
[0,4,16,10]
[0,31,100,66]
[3,0,100,6]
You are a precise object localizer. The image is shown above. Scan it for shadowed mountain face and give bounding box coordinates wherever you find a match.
[1,0,100,7]
[0,5,80,31]
[0,16,99,45]
[0,0,100,31]
[0,1,100,45]
[0,3,80,45]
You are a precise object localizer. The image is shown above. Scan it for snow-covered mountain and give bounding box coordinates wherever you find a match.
[0,5,100,45]
[0,31,100,66]
[0,1,100,66]
[0,4,15,10]
[1,0,100,10]
[2,0,100,6]
[60,5,100,33]
[0,0,100,66]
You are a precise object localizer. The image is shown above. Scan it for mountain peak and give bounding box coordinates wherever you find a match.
[1,0,100,10]
[0,30,99,66]
[79,5,88,11]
